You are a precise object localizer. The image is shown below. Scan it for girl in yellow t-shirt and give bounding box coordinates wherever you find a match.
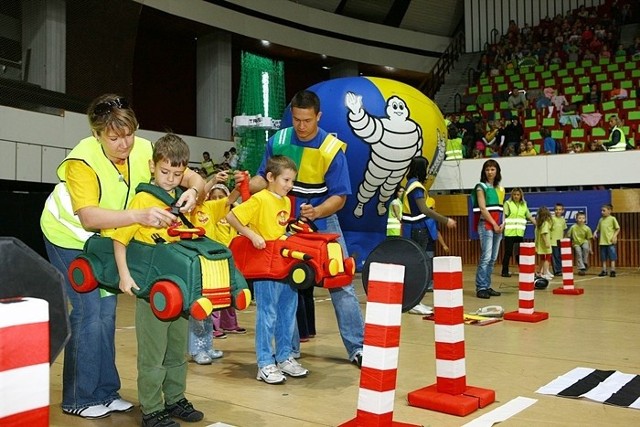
[534,206,553,280]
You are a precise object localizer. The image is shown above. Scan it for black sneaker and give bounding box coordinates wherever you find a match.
[352,352,363,368]
[166,398,203,422]
[351,353,362,368]
[610,271,616,277]
[142,410,178,427]
[476,290,491,299]
[598,271,607,277]
[501,273,512,278]
[487,288,501,296]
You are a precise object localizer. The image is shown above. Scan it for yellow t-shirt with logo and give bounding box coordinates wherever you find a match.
[229,189,290,240]
[189,198,237,245]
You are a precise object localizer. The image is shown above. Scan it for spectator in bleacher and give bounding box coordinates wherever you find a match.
[599,115,629,151]
[588,140,606,153]
[503,117,524,154]
[536,87,554,111]
[520,139,537,156]
[508,86,528,111]
[610,87,628,100]
[482,120,501,150]
[582,48,597,61]
[585,84,601,105]
[550,90,569,116]
[615,43,627,57]
[541,128,559,154]
[626,36,640,56]
[502,145,516,157]
[445,125,464,160]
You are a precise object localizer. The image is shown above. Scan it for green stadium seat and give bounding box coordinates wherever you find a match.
[598,57,611,65]
[580,59,593,68]
[591,127,607,139]
[564,86,577,95]
[622,99,637,110]
[612,71,626,81]
[557,69,569,78]
[542,117,557,128]
[581,103,596,114]
[573,67,585,76]
[621,80,633,89]
[607,63,619,72]
[595,73,608,82]
[549,63,561,71]
[562,76,574,85]
[601,100,616,112]
[565,61,577,70]
[600,82,613,92]
[570,94,584,104]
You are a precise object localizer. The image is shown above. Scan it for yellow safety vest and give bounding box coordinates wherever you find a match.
[606,126,627,152]
[272,127,345,199]
[386,198,402,236]
[40,136,152,249]
[445,137,464,160]
[503,199,530,237]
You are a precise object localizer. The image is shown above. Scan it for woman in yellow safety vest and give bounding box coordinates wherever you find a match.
[40,94,204,419]
[500,188,536,277]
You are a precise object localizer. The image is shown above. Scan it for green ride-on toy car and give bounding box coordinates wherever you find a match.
[68,232,251,321]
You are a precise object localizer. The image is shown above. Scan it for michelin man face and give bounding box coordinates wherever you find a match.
[386,96,408,120]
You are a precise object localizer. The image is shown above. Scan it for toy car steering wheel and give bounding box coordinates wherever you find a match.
[167,225,206,239]
[287,216,318,233]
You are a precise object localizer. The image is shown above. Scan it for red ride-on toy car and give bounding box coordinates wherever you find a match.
[229,220,356,289]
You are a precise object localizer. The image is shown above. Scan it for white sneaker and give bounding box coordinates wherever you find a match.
[408,303,433,315]
[207,349,224,359]
[277,357,309,377]
[543,273,554,281]
[63,404,111,419]
[105,398,134,413]
[256,364,286,384]
[192,352,212,365]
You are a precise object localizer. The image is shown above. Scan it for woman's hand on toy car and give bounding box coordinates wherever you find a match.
[119,274,140,296]
[136,206,176,228]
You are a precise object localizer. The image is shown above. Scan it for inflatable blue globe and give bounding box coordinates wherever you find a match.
[281,77,446,268]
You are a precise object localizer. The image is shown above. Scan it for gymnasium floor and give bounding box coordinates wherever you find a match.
[49,266,640,427]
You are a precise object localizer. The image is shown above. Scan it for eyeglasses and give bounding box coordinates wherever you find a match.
[92,97,130,116]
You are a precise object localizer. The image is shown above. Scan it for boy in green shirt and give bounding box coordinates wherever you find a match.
[550,203,567,276]
[595,204,621,277]
[566,211,593,275]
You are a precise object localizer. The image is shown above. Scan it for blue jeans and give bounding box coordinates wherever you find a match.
[551,245,562,274]
[44,238,121,410]
[188,315,214,355]
[475,224,503,291]
[322,214,365,360]
[254,280,298,368]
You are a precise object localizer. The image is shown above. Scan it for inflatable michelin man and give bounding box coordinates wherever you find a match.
[345,92,423,218]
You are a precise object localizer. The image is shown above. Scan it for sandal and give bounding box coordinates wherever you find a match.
[223,327,247,334]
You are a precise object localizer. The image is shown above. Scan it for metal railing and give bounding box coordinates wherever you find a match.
[418,30,465,99]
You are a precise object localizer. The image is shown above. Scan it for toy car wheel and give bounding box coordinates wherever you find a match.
[150,280,183,320]
[68,257,99,293]
[289,264,315,290]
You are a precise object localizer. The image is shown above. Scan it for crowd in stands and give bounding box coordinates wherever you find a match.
[448,0,640,160]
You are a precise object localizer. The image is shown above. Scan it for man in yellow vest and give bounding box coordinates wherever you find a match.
[250,90,365,367]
